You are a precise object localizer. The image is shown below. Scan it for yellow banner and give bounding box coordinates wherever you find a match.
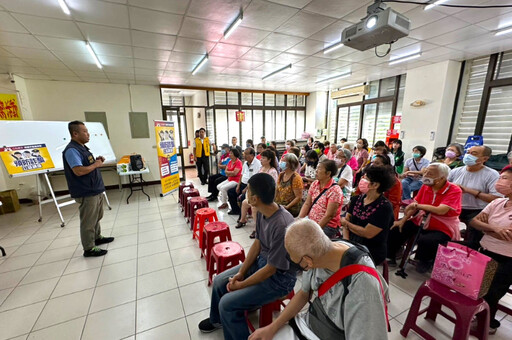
[0,144,55,175]
[0,94,21,120]
[154,120,180,196]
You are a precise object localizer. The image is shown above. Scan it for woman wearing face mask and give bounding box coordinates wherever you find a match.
[206,144,231,201]
[245,139,254,149]
[275,153,303,218]
[440,143,464,169]
[470,165,512,334]
[315,142,327,162]
[334,149,353,207]
[401,145,430,200]
[280,140,296,160]
[300,150,319,189]
[341,166,395,265]
[353,138,369,186]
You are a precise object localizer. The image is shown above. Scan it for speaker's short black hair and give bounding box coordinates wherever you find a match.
[199,128,206,132]
[248,173,275,205]
[68,120,85,136]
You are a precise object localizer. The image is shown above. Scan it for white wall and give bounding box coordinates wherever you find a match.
[400,60,461,159]
[0,80,163,198]
[305,91,327,139]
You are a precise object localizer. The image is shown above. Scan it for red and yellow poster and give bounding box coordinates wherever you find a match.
[0,94,21,120]
[154,120,180,196]
[0,144,54,175]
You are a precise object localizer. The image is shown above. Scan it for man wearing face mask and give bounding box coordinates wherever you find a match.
[447,145,501,249]
[227,147,261,216]
[470,165,512,334]
[388,163,462,273]
[248,219,388,340]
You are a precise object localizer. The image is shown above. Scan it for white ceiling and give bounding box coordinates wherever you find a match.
[0,0,511,92]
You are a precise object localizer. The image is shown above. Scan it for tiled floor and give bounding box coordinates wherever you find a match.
[1,177,511,340]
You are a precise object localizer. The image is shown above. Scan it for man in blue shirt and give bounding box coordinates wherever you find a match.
[63,121,114,257]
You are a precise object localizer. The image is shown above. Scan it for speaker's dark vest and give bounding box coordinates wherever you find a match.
[63,140,105,198]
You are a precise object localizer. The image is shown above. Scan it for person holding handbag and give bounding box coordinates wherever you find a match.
[248,219,389,340]
[299,160,343,239]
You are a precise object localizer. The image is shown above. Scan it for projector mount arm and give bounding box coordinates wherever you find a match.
[366,0,387,16]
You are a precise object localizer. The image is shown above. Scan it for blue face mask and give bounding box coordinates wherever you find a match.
[279,161,287,171]
[221,150,226,155]
[463,154,478,166]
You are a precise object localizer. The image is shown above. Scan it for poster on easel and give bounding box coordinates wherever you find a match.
[154,120,180,196]
[0,94,22,120]
[0,144,55,175]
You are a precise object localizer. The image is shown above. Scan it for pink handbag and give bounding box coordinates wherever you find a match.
[431,242,497,300]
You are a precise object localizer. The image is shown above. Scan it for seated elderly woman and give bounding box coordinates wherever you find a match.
[275,154,303,219]
[387,163,462,273]
[341,166,395,265]
[326,143,338,160]
[372,155,402,219]
[333,149,353,207]
[299,160,343,239]
[439,142,464,169]
[470,165,512,334]
[248,219,388,340]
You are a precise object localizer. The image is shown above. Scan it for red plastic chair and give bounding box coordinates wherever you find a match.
[208,241,245,286]
[201,221,232,270]
[186,196,209,224]
[246,291,295,332]
[192,208,218,248]
[181,188,199,212]
[178,182,194,206]
[400,279,490,340]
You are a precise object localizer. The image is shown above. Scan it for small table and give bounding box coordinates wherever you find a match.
[118,167,151,204]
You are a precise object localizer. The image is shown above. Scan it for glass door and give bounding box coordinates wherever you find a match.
[164,107,187,180]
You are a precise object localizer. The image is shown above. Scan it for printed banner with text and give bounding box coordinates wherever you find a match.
[0,144,55,175]
[154,120,180,196]
[0,94,22,120]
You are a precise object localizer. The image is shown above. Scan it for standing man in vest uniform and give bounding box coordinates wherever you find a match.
[63,121,114,257]
[194,127,211,185]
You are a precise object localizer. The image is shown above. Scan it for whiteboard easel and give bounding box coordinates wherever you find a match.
[0,121,116,227]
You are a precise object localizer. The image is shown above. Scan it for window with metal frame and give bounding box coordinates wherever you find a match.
[286,110,296,140]
[481,85,512,154]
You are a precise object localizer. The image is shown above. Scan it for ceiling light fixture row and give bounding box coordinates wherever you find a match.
[495,26,512,36]
[57,0,70,15]
[316,71,352,84]
[424,0,449,11]
[224,11,243,39]
[85,42,102,69]
[323,41,345,54]
[262,64,292,80]
[389,52,422,65]
[192,54,209,75]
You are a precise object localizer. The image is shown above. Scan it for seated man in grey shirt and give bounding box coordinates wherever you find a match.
[249,219,388,340]
[199,173,297,340]
[447,145,501,249]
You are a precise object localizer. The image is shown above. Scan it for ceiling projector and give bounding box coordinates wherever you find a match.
[341,1,410,51]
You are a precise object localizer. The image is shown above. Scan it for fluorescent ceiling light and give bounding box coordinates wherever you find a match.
[192,54,209,75]
[224,12,243,39]
[324,41,344,54]
[57,0,71,15]
[316,72,351,84]
[262,64,292,80]
[424,0,449,11]
[495,26,512,36]
[389,52,422,65]
[85,42,102,69]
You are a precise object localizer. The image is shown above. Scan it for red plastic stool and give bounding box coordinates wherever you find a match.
[246,291,295,332]
[201,221,232,270]
[192,208,218,248]
[400,279,490,340]
[208,241,245,286]
[178,182,194,206]
[181,188,199,212]
[186,196,209,224]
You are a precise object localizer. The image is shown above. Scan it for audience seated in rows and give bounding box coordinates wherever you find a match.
[207,143,231,202]
[255,143,266,160]
[199,173,297,340]
[334,149,353,207]
[343,142,359,172]
[342,166,395,265]
[440,142,464,169]
[391,139,405,174]
[373,140,395,166]
[300,150,318,190]
[353,138,369,185]
[470,165,512,334]
[230,136,243,159]
[248,219,388,340]
[226,148,261,217]
[299,160,343,239]
[215,149,243,206]
[448,145,501,249]
[275,154,303,217]
[400,145,430,200]
[388,163,462,273]
[326,142,338,160]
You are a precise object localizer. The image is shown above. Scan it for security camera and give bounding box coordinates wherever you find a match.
[8,73,14,83]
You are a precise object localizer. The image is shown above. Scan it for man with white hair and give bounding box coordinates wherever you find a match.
[388,163,462,273]
[249,219,388,340]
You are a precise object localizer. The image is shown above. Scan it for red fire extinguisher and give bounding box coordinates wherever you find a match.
[189,153,195,164]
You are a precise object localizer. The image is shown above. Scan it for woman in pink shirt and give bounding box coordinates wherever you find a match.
[217,148,243,209]
[470,165,512,334]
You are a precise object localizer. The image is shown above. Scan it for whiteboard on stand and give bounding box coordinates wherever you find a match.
[0,120,116,178]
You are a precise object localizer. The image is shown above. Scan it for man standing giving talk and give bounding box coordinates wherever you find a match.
[194,127,211,185]
[63,121,114,257]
